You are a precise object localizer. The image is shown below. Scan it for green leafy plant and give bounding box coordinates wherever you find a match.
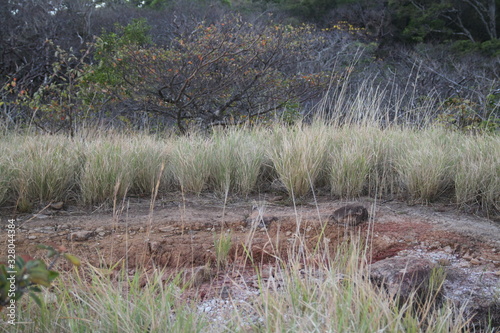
[0,245,80,311]
[437,97,500,133]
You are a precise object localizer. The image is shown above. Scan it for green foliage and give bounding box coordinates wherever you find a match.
[390,0,453,43]
[479,39,500,57]
[4,41,93,136]
[389,0,498,43]
[88,18,152,88]
[0,245,80,312]
[452,39,500,57]
[436,97,500,133]
[451,40,480,54]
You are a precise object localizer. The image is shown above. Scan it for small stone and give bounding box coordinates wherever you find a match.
[443,246,453,253]
[27,235,37,240]
[330,204,369,226]
[285,231,292,236]
[470,258,481,265]
[494,271,500,276]
[158,226,175,233]
[463,252,473,260]
[268,195,284,202]
[50,201,64,210]
[69,230,94,241]
[220,286,231,299]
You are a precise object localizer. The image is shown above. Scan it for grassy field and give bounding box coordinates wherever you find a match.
[0,122,498,213]
[1,121,499,332]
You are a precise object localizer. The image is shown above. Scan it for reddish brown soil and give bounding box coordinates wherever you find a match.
[3,195,499,274]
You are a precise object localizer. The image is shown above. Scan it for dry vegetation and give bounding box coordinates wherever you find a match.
[1,119,499,331]
[4,239,473,333]
[1,122,498,214]
[1,1,499,331]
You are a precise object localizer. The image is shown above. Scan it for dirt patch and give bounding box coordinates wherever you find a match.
[5,195,499,269]
[2,194,500,328]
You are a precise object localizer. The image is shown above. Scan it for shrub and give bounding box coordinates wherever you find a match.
[0,245,80,313]
[87,16,328,133]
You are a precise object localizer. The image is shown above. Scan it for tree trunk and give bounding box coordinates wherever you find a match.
[487,0,496,39]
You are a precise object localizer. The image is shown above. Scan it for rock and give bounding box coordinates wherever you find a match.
[369,256,440,304]
[50,201,64,210]
[32,226,54,233]
[443,245,453,253]
[158,226,176,233]
[470,258,481,265]
[69,230,94,241]
[445,267,500,330]
[463,252,473,260]
[268,195,284,202]
[370,255,500,330]
[330,204,369,226]
[220,286,231,299]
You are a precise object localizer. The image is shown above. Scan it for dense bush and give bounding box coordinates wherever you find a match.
[0,0,498,133]
[86,15,329,133]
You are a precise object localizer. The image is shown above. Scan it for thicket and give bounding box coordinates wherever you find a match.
[0,0,498,134]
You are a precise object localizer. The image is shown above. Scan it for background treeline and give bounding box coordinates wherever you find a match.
[0,0,499,134]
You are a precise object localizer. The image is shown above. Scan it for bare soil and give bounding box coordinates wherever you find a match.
[2,194,500,310]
